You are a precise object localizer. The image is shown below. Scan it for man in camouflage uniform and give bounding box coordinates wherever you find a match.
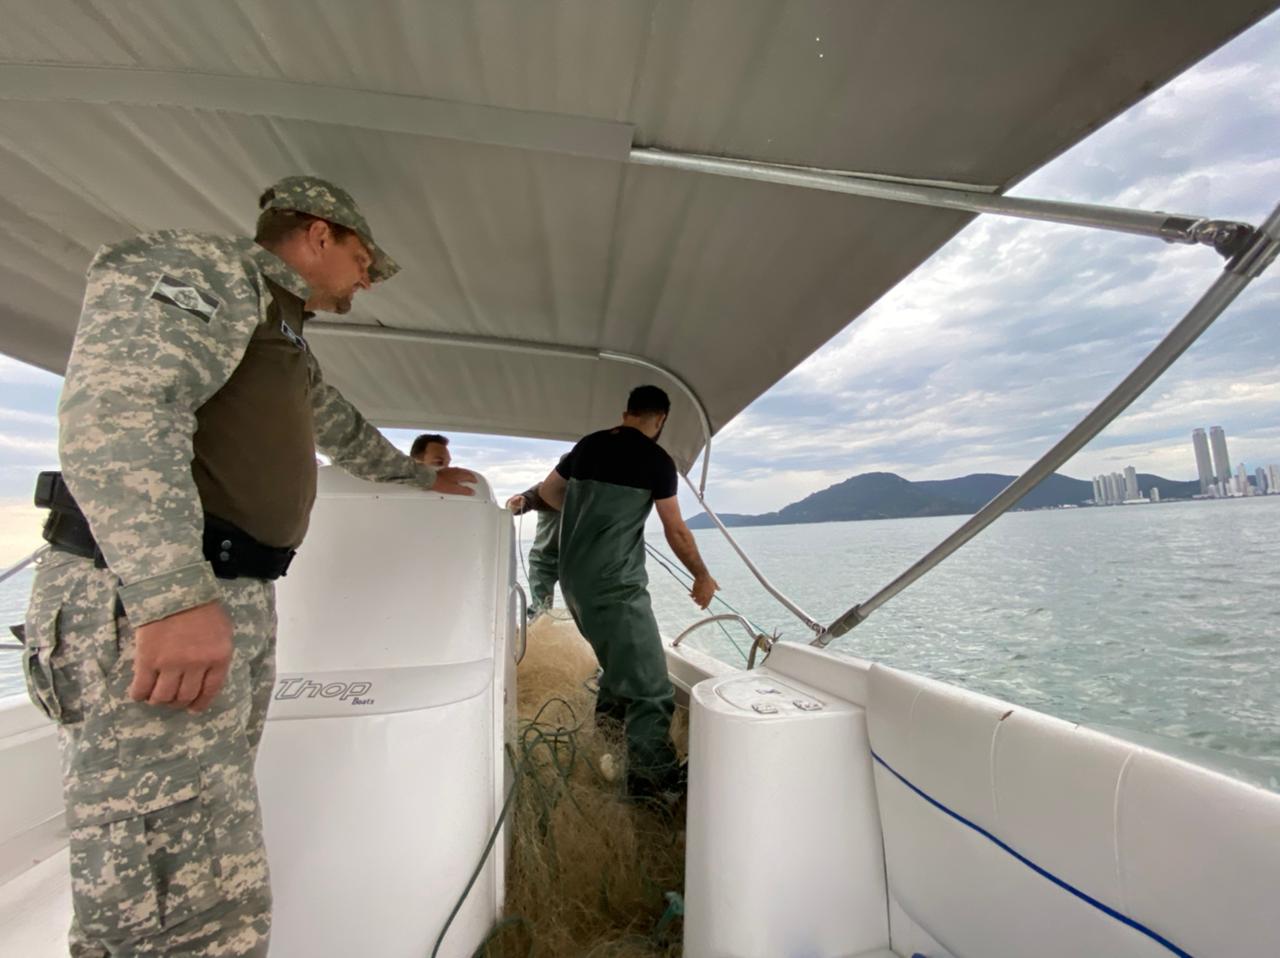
[22,176,475,956]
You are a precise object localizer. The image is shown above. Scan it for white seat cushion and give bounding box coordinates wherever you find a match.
[867,663,1280,958]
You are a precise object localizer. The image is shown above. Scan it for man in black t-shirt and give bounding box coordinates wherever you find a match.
[537,385,717,797]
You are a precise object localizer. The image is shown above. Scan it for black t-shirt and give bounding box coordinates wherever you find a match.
[556,426,678,500]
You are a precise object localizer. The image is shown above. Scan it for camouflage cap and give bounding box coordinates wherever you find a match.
[258,175,400,282]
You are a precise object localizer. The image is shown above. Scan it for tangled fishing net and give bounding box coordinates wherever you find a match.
[481,611,688,957]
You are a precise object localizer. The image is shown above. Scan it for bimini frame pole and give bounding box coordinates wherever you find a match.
[815,202,1280,646]
[303,325,715,494]
[630,149,1256,260]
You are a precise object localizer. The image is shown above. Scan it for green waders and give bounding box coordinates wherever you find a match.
[557,479,677,790]
[525,509,560,612]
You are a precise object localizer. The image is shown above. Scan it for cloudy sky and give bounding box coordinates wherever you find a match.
[1,14,1277,562]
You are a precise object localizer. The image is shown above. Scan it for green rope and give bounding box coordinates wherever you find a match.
[643,541,769,634]
[644,542,768,663]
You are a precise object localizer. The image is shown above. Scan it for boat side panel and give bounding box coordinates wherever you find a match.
[867,662,1280,958]
[258,693,498,958]
[0,696,64,887]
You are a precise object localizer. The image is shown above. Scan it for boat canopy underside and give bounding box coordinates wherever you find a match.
[1,1,1275,471]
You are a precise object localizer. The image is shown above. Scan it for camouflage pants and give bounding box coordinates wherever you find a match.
[23,551,275,957]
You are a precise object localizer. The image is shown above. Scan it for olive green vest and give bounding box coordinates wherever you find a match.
[191,279,316,548]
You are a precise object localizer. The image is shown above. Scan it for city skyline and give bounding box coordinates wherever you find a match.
[1091,425,1279,506]
[1195,425,1277,500]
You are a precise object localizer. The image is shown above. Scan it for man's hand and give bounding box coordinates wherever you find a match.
[430,466,478,496]
[690,573,719,610]
[129,601,234,712]
[506,494,526,512]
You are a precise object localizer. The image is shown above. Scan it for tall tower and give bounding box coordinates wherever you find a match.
[1192,428,1214,494]
[1209,426,1231,485]
[1124,465,1140,501]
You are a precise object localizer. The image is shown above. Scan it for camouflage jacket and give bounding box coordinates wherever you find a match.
[58,230,435,626]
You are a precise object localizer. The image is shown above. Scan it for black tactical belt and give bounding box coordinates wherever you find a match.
[36,471,295,581]
[202,514,296,580]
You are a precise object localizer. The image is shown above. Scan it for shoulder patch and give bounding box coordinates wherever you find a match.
[149,274,221,323]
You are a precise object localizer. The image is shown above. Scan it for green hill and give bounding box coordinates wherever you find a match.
[688,470,1196,529]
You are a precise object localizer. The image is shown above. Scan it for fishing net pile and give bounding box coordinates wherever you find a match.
[483,611,688,957]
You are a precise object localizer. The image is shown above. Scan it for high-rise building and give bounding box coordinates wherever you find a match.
[1256,467,1269,495]
[1091,477,1103,504]
[1269,465,1280,495]
[1236,462,1249,496]
[1124,465,1140,501]
[1210,426,1231,484]
[1150,486,1161,503]
[1192,428,1214,494]
[1112,472,1125,504]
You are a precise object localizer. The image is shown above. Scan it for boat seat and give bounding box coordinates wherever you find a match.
[867,663,1280,958]
[0,847,71,958]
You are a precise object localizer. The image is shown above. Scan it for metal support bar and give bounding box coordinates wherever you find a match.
[511,584,528,664]
[816,201,1280,646]
[630,149,1257,259]
[306,324,715,494]
[0,544,48,586]
[670,611,772,669]
[601,350,713,494]
[682,473,826,638]
[672,613,759,649]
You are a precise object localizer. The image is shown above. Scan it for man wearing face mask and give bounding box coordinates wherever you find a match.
[536,385,717,800]
[23,175,475,957]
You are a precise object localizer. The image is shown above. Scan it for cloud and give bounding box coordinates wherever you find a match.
[0,433,57,456]
[0,408,56,428]
[0,499,44,566]
[0,356,61,387]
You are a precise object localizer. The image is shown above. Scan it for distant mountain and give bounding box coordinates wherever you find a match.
[776,472,969,523]
[915,472,1091,511]
[688,470,1197,529]
[1137,473,1200,499]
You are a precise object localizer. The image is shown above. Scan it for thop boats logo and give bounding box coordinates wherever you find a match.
[273,677,375,706]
